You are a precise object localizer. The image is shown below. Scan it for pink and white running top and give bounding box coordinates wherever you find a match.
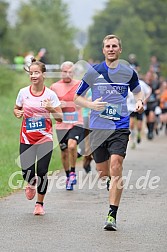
[50,79,83,130]
[16,85,61,144]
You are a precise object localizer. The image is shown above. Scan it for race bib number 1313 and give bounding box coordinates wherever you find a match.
[26,117,46,132]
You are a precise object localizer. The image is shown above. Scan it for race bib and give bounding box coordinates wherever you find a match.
[148,94,156,102]
[99,103,122,120]
[26,117,46,132]
[63,112,78,123]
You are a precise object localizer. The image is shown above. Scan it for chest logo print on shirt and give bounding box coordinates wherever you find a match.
[97,74,104,79]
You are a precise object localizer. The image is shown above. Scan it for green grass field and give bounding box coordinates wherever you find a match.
[0,69,63,198]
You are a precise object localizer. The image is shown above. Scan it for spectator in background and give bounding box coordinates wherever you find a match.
[36,48,48,64]
[159,80,167,134]
[13,53,24,70]
[24,51,34,66]
[0,55,9,64]
[144,68,160,140]
[149,56,161,79]
[128,53,140,73]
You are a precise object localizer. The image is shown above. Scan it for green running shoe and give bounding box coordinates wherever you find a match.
[104,215,117,231]
[137,132,141,144]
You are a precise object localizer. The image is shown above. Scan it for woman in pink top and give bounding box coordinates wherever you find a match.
[14,58,62,215]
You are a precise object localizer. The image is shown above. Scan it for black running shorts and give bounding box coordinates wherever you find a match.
[90,129,130,163]
[56,125,85,151]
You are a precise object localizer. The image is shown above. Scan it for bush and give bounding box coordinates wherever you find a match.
[0,65,17,96]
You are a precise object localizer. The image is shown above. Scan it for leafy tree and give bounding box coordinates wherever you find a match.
[84,0,167,74]
[116,15,151,72]
[0,1,9,56]
[4,0,78,64]
[131,0,167,62]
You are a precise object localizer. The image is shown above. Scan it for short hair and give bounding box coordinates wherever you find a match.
[102,34,122,49]
[60,61,74,70]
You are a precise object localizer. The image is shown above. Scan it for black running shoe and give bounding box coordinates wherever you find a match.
[147,132,153,140]
[106,177,111,191]
[83,164,91,173]
[137,133,141,144]
[83,155,92,173]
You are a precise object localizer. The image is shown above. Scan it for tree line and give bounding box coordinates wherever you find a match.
[0,0,167,75]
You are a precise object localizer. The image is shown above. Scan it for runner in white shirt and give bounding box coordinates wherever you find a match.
[14,58,62,215]
[127,79,151,148]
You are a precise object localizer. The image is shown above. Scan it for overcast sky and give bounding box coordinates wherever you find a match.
[6,0,107,30]
[63,0,107,30]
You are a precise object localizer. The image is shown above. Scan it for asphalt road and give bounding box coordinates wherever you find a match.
[0,133,167,252]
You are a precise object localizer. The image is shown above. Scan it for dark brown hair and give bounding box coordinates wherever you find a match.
[24,57,46,73]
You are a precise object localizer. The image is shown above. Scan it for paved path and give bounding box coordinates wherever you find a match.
[0,134,167,252]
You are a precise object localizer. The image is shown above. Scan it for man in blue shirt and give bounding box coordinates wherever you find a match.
[74,34,144,231]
